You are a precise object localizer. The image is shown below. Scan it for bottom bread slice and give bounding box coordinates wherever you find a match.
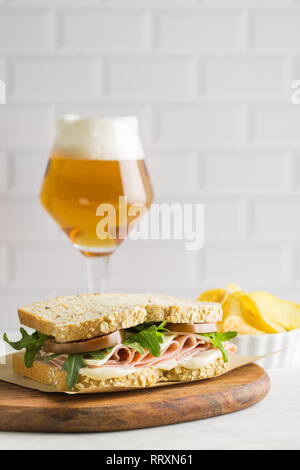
[12,352,228,392]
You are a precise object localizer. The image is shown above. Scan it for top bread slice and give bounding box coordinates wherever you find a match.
[18,293,223,343]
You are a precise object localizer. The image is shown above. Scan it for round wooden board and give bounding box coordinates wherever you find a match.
[0,363,270,433]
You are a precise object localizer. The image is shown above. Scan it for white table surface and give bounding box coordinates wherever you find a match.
[0,337,299,450]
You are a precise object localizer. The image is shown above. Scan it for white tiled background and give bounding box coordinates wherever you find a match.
[1,0,300,331]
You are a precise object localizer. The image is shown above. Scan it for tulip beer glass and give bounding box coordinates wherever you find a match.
[40,116,153,292]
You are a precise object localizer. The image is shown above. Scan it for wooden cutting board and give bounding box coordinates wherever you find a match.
[0,363,270,433]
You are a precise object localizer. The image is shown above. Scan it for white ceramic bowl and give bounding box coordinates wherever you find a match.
[233,328,300,369]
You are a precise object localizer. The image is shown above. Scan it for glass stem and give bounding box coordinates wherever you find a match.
[86,256,109,293]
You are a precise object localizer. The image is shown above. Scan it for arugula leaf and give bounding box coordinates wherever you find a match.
[212,331,238,342]
[3,328,51,367]
[201,331,238,363]
[157,320,167,331]
[127,320,168,333]
[127,322,154,332]
[62,354,86,390]
[85,347,114,360]
[124,341,145,354]
[124,322,166,357]
[44,353,61,361]
[87,350,106,360]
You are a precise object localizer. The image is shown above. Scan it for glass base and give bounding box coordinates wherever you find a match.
[73,243,115,257]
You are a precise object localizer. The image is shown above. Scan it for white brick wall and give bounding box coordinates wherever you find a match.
[155,9,241,53]
[0,9,54,53]
[0,245,7,286]
[1,1,300,330]
[203,151,287,193]
[250,197,300,240]
[60,9,148,53]
[147,149,199,196]
[6,150,48,195]
[0,105,55,147]
[111,240,199,291]
[204,243,286,284]
[0,198,56,242]
[0,59,6,86]
[250,9,300,53]
[12,57,101,101]
[156,104,241,146]
[204,58,286,100]
[107,57,197,100]
[0,151,7,193]
[250,105,300,147]
[11,243,86,289]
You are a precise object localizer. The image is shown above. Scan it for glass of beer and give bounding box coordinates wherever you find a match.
[40,115,153,292]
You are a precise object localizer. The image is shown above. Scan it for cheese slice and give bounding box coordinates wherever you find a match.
[155,348,222,371]
[80,348,221,381]
[84,344,120,367]
[81,365,136,380]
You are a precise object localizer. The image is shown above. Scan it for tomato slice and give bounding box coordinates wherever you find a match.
[165,323,217,334]
[44,330,124,355]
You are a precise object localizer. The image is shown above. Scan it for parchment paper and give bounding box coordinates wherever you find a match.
[0,351,278,395]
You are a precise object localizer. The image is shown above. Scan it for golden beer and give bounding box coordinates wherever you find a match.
[40,116,153,257]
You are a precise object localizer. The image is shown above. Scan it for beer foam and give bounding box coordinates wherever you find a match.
[53,115,145,160]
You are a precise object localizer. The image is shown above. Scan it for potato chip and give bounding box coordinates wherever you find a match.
[250,291,300,331]
[221,292,243,320]
[236,291,284,334]
[198,283,300,335]
[220,315,265,335]
[198,288,228,305]
[218,292,265,334]
[221,291,283,334]
[226,283,241,293]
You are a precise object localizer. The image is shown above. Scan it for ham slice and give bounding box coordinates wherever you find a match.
[87,334,213,369]
[39,350,67,369]
[45,334,237,370]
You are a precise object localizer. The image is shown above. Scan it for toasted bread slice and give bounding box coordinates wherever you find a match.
[18,293,222,343]
[12,352,227,392]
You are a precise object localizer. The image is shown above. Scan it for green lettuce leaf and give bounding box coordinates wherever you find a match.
[201,331,237,363]
[45,348,114,389]
[44,353,60,361]
[124,321,167,357]
[86,347,113,360]
[124,341,145,354]
[3,328,51,368]
[62,354,86,390]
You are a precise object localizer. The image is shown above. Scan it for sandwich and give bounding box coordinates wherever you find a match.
[3,293,238,392]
